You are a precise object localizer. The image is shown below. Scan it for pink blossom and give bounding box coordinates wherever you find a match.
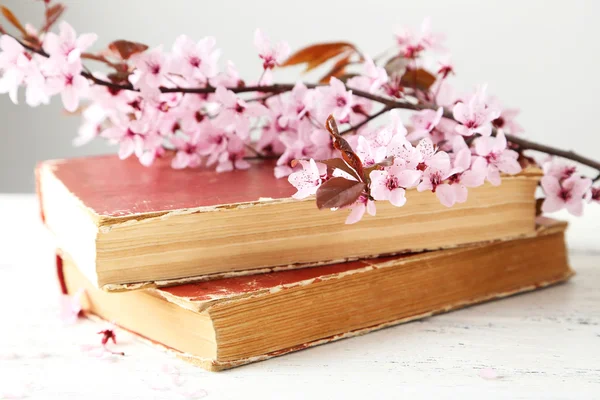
[101,118,153,160]
[262,93,296,142]
[431,79,458,108]
[88,75,139,113]
[200,128,250,173]
[211,60,243,88]
[419,17,446,52]
[408,107,443,141]
[452,85,500,137]
[138,140,166,167]
[450,137,487,189]
[541,175,592,216]
[130,46,169,90]
[287,82,314,120]
[42,21,97,63]
[479,368,501,380]
[170,130,205,169]
[542,160,577,181]
[310,126,335,160]
[276,120,328,177]
[385,134,422,170]
[0,34,26,71]
[488,97,524,135]
[414,140,460,206]
[395,17,445,58]
[366,111,408,157]
[254,29,290,70]
[74,104,106,146]
[0,35,32,103]
[45,60,88,112]
[59,288,85,324]
[287,159,326,199]
[345,194,376,224]
[347,55,388,93]
[417,153,451,191]
[172,35,220,81]
[434,137,486,206]
[492,108,523,135]
[215,135,251,173]
[474,130,521,186]
[415,137,452,171]
[437,57,454,79]
[370,167,422,206]
[356,135,386,167]
[214,85,268,138]
[24,62,51,107]
[318,77,353,122]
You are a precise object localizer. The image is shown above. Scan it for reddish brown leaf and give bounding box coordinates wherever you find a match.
[316,177,366,210]
[280,42,357,73]
[1,6,26,35]
[317,158,362,182]
[42,3,65,32]
[326,115,365,180]
[318,54,352,84]
[108,40,149,60]
[400,68,436,91]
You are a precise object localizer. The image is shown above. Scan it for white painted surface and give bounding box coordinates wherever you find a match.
[0,194,599,400]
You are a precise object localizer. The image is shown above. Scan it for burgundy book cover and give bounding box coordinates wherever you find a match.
[39,155,293,219]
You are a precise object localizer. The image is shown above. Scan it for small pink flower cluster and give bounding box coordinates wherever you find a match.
[0,22,95,109]
[288,88,522,223]
[540,160,596,216]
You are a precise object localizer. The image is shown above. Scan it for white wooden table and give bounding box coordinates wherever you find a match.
[1,194,598,400]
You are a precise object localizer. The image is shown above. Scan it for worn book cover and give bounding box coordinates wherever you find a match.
[38,154,542,291]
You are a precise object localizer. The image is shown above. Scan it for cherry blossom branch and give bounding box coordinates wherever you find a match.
[4,32,600,180]
[2,6,598,221]
[8,33,422,108]
[506,135,600,172]
[421,104,600,177]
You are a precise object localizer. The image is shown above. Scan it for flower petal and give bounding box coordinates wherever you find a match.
[436,184,456,207]
[345,204,365,224]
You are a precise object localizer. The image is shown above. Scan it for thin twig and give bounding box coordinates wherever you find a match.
[247,92,281,103]
[340,106,390,135]
[506,135,600,172]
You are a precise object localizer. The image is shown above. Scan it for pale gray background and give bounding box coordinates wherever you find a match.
[1,0,599,192]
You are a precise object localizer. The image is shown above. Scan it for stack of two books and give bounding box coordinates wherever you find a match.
[37,155,573,371]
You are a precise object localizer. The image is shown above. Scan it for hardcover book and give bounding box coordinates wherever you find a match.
[58,219,572,371]
[38,155,542,291]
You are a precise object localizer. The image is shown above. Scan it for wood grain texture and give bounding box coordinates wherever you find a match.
[1,195,599,400]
